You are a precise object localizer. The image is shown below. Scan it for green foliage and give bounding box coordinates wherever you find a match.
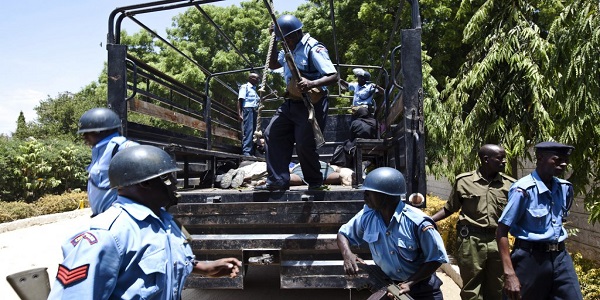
[0,201,39,223]
[548,0,600,224]
[35,190,84,215]
[572,252,600,300]
[0,138,88,202]
[0,191,86,223]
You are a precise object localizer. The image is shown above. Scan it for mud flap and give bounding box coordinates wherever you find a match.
[6,267,50,300]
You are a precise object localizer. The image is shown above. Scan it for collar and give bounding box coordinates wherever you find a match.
[473,169,503,184]
[114,196,168,224]
[531,170,558,194]
[391,200,407,223]
[93,132,120,149]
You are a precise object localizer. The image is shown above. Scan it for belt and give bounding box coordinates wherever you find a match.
[514,239,565,252]
[457,225,496,237]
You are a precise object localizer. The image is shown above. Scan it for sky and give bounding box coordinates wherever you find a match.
[0,0,305,135]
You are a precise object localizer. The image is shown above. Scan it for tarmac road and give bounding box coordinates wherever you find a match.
[0,209,461,300]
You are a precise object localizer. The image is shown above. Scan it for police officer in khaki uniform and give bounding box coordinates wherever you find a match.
[432,144,515,300]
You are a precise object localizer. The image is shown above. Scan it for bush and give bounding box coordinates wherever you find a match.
[35,190,86,215]
[0,201,39,223]
[0,191,88,224]
[572,252,600,300]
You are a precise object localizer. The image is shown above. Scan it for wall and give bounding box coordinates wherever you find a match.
[426,161,600,261]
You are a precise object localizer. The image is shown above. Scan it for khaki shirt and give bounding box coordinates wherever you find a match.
[445,170,515,229]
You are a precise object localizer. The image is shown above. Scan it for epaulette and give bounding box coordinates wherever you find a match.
[306,36,319,47]
[90,206,123,231]
[500,172,517,183]
[455,171,475,180]
[403,205,437,230]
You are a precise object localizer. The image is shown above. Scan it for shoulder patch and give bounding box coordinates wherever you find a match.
[422,225,435,232]
[70,232,98,246]
[57,264,89,287]
[315,46,326,53]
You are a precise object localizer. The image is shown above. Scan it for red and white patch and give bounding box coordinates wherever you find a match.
[70,232,98,246]
[315,46,326,53]
[56,264,89,287]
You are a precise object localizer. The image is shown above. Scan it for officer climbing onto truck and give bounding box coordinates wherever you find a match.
[337,167,449,299]
[255,13,338,192]
[48,145,241,298]
[77,107,138,216]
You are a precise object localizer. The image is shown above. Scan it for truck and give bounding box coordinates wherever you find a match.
[106,0,426,293]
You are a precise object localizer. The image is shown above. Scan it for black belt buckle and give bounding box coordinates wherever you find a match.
[459,225,469,238]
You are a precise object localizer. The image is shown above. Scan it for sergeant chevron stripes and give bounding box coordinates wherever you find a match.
[56,264,89,287]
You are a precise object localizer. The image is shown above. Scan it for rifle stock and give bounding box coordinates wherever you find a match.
[263,0,325,148]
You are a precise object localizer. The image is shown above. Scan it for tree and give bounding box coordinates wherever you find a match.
[431,0,564,180]
[14,111,28,140]
[548,0,600,223]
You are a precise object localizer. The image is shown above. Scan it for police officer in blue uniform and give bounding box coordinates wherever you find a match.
[237,72,260,157]
[337,167,449,299]
[78,108,138,216]
[48,145,241,299]
[340,68,384,109]
[255,14,338,191]
[496,141,583,300]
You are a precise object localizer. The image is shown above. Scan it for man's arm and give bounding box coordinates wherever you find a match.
[297,73,338,92]
[339,79,349,90]
[193,258,242,278]
[395,261,442,295]
[337,232,365,276]
[431,207,452,222]
[237,98,243,121]
[496,223,521,300]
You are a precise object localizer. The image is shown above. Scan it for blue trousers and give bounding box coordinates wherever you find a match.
[505,248,583,300]
[263,98,328,187]
[242,107,257,156]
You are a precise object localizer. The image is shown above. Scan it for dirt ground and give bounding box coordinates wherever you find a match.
[0,209,461,300]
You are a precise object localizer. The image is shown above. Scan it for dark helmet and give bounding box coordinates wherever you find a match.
[77,108,121,134]
[275,14,303,41]
[360,167,406,196]
[109,145,180,188]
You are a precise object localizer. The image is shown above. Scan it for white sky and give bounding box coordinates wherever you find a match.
[0,0,304,135]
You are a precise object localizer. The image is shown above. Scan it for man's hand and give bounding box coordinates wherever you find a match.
[341,252,364,276]
[503,273,522,300]
[199,258,242,278]
[296,77,315,93]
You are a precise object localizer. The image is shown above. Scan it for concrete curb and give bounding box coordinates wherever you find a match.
[0,208,92,234]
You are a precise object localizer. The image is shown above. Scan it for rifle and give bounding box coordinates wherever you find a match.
[263,0,326,148]
[358,262,414,300]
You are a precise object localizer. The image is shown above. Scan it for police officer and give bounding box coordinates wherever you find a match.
[237,72,260,157]
[78,107,138,216]
[48,145,241,299]
[340,68,384,112]
[431,144,515,300]
[337,167,449,299]
[496,141,583,300]
[255,14,338,191]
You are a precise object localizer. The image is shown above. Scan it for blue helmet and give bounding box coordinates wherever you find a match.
[360,167,407,196]
[275,15,303,41]
[77,108,121,134]
[109,145,180,188]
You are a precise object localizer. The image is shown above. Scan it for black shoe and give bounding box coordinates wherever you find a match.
[254,184,289,192]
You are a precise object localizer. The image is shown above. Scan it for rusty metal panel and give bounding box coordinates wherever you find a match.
[280,260,381,290]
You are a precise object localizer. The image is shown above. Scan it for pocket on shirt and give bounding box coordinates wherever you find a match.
[526,207,549,229]
[138,248,168,297]
[363,232,381,257]
[397,239,420,262]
